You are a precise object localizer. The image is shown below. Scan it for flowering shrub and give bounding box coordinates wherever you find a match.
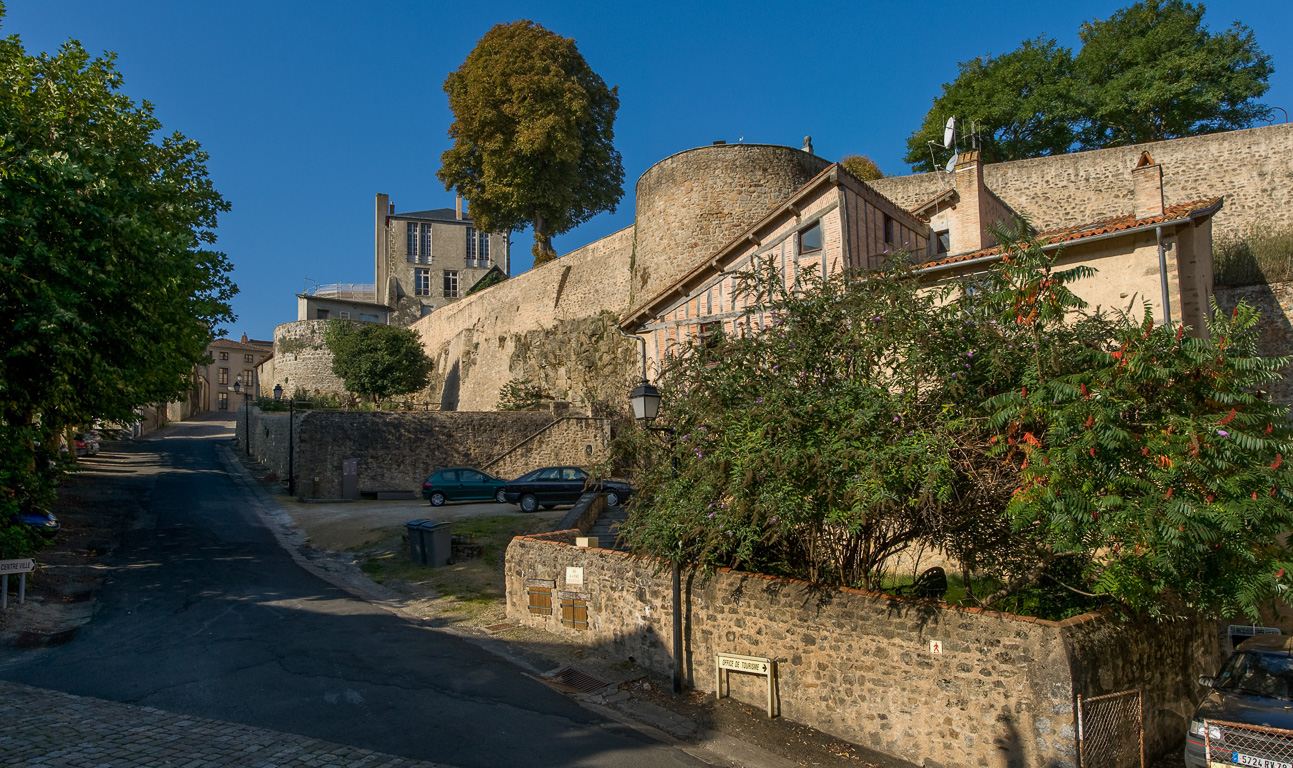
[619,226,1293,620]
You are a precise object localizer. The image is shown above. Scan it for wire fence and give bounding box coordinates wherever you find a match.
[1205,718,1293,767]
[1078,689,1144,768]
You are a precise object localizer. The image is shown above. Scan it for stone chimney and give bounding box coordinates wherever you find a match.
[375,193,390,306]
[1132,151,1164,220]
[950,150,991,254]
[455,195,463,220]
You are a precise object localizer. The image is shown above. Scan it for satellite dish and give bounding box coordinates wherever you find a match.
[943,117,956,149]
[945,152,959,174]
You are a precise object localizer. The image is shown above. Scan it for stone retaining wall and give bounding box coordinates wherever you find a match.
[506,535,1223,768]
[483,417,613,480]
[1215,280,1293,405]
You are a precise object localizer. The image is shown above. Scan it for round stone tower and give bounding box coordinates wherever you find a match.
[631,143,830,303]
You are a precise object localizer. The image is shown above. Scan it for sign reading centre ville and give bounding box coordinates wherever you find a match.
[715,653,777,717]
[0,559,34,575]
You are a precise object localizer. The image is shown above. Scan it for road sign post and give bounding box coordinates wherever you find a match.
[0,558,35,610]
[715,652,776,717]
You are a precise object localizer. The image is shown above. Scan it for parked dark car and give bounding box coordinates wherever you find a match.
[9,508,60,539]
[503,466,633,512]
[1185,634,1293,767]
[421,468,507,506]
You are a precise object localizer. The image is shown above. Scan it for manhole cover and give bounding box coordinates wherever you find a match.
[539,667,608,694]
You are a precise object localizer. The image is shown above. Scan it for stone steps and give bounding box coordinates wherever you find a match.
[586,507,629,550]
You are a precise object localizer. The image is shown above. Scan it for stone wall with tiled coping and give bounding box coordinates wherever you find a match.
[505,534,1223,768]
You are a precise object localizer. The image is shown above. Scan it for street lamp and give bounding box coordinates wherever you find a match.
[232,378,251,456]
[273,384,296,496]
[630,378,683,694]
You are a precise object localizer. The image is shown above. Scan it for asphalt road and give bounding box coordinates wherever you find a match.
[0,416,704,768]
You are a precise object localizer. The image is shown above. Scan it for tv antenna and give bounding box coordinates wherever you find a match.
[926,117,981,173]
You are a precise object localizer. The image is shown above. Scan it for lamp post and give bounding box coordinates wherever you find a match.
[629,378,684,695]
[273,384,296,496]
[232,379,251,457]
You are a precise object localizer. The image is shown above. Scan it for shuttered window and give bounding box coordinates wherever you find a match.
[527,587,552,615]
[560,598,588,630]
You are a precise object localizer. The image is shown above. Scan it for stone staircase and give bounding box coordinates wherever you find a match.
[586,504,629,551]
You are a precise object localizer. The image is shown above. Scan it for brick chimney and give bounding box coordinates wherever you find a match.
[950,150,991,253]
[375,193,390,305]
[455,195,463,220]
[1132,151,1164,220]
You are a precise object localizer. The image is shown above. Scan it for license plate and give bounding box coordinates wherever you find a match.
[1233,751,1293,768]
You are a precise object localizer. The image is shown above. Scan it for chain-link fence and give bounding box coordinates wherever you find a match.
[1078,689,1144,768]
[1204,719,1293,766]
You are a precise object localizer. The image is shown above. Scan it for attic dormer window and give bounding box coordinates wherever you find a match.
[799,222,822,253]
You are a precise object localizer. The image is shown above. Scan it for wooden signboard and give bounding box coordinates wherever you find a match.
[715,653,776,717]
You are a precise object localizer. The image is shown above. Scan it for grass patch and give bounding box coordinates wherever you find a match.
[1215,226,1293,286]
[360,512,559,609]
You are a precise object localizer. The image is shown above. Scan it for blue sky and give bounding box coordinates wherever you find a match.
[11,1,1293,340]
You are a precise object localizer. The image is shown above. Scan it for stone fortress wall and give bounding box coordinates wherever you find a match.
[411,143,829,411]
[258,319,349,400]
[869,122,1293,239]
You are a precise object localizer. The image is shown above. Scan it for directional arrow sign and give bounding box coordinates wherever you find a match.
[715,653,777,717]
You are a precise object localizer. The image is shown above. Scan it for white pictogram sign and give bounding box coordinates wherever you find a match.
[929,640,943,654]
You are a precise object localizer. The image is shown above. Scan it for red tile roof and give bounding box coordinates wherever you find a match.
[917,197,1224,271]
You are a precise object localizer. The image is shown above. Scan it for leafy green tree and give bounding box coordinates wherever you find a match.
[1075,0,1273,148]
[905,2,1272,169]
[324,322,434,405]
[438,20,624,265]
[839,154,885,181]
[904,38,1079,168]
[983,228,1293,620]
[0,19,235,543]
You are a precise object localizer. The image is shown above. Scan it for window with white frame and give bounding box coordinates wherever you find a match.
[443,270,459,298]
[340,311,350,320]
[465,226,477,266]
[477,231,490,266]
[420,224,432,263]
[415,268,431,296]
[406,223,418,261]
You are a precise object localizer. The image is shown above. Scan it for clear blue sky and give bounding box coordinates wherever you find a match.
[11,1,1293,340]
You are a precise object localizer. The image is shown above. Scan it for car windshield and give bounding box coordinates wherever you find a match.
[1215,651,1293,700]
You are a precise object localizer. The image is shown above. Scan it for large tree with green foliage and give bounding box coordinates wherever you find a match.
[325,322,434,406]
[438,20,624,266]
[0,20,235,555]
[621,228,1293,621]
[905,1,1272,169]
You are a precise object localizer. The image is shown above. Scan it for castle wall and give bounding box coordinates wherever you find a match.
[631,144,831,304]
[261,319,347,400]
[870,123,1293,238]
[410,226,640,412]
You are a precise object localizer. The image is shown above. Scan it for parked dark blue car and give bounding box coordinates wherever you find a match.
[502,466,632,513]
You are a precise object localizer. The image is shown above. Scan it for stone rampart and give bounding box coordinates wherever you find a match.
[410,227,640,412]
[632,144,831,303]
[1215,280,1293,405]
[506,536,1223,768]
[243,409,613,499]
[482,417,613,480]
[870,123,1293,238]
[263,320,346,399]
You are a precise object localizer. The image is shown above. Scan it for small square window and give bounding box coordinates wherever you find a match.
[560,597,588,630]
[935,230,950,255]
[244,353,253,363]
[219,351,229,361]
[528,587,553,616]
[339,311,350,320]
[698,321,722,349]
[799,222,822,253]
[316,309,329,320]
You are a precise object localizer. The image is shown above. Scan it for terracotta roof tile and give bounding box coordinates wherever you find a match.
[918,196,1223,271]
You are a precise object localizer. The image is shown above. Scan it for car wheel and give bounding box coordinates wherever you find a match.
[520,494,539,513]
[605,491,621,507]
[495,489,507,504]
[429,491,446,507]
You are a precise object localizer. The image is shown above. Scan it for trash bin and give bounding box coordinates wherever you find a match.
[420,521,453,567]
[406,519,432,564]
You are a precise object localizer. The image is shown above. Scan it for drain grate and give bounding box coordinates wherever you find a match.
[539,666,608,694]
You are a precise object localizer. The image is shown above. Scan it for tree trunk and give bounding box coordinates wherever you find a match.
[978,552,1059,609]
[532,212,556,266]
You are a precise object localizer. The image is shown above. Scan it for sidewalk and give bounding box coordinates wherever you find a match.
[0,680,452,768]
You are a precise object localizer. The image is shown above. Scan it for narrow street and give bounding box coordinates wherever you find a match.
[0,416,706,768]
